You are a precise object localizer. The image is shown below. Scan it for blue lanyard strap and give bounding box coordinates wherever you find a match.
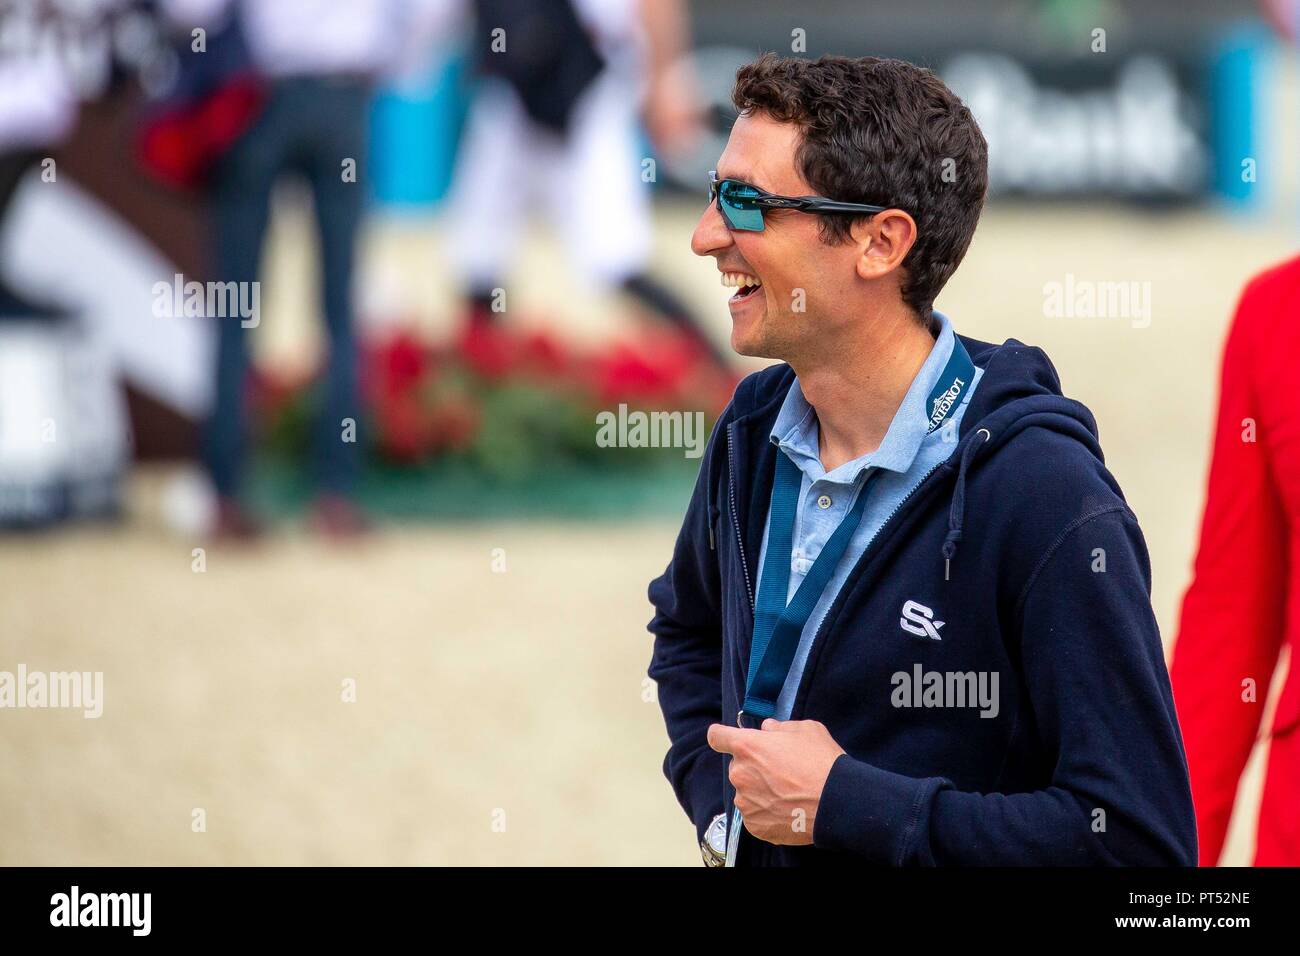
[738,336,975,727]
[925,335,975,435]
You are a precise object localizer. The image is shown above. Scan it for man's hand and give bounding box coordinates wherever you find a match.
[706,719,846,846]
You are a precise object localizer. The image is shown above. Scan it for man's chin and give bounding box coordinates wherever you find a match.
[729,312,767,359]
[730,324,779,361]
[729,329,761,359]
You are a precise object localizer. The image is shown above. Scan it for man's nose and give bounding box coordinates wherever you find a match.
[691,200,733,259]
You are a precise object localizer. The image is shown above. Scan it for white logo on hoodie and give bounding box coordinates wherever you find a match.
[900,600,945,641]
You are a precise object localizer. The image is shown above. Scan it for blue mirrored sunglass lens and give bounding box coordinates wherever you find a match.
[718,181,765,231]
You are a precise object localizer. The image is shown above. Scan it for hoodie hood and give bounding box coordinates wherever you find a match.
[960,335,1102,457]
[937,335,1105,573]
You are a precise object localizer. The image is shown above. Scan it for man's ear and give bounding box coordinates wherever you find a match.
[851,209,917,282]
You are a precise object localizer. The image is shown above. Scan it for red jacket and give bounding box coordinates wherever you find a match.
[1172,255,1300,866]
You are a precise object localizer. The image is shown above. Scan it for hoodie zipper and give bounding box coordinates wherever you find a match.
[726,423,755,612]
[723,422,754,868]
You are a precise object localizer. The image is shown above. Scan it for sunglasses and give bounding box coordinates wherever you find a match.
[708,170,892,232]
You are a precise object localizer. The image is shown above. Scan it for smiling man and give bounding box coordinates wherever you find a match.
[646,53,1196,867]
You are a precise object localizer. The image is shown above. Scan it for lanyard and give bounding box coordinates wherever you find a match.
[737,336,975,727]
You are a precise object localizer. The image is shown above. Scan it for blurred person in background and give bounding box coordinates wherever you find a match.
[0,0,79,320]
[163,0,446,540]
[0,0,157,531]
[1171,255,1300,866]
[447,0,731,371]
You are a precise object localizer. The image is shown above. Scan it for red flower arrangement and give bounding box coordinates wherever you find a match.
[253,322,737,481]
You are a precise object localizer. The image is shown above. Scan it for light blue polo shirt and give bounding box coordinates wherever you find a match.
[725,311,983,865]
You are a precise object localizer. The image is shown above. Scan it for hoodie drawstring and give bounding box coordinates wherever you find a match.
[943,427,990,581]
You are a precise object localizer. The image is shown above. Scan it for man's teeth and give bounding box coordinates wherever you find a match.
[721,272,761,289]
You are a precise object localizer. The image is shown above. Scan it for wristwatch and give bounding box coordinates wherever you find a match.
[701,812,727,867]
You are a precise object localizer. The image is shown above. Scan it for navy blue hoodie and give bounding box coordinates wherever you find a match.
[647,335,1197,866]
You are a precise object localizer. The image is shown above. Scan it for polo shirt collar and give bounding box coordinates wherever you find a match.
[770,311,958,483]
